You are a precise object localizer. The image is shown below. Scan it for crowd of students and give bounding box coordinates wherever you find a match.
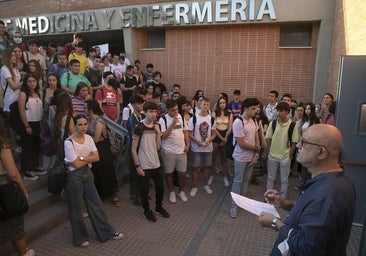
[0,25,339,254]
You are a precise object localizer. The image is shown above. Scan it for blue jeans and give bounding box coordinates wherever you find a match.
[65,167,115,245]
[230,160,254,209]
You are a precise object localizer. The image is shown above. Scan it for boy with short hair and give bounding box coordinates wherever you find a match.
[188,98,216,197]
[228,89,242,119]
[131,101,170,222]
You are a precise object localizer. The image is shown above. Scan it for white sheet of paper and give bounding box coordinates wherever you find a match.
[230,192,280,217]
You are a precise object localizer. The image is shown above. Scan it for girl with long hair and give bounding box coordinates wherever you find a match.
[18,74,46,180]
[12,45,27,79]
[0,48,22,151]
[52,92,75,156]
[211,96,233,187]
[64,114,123,247]
[71,82,90,115]
[27,59,45,91]
[43,73,60,112]
[0,115,34,256]
[302,102,320,135]
[85,99,120,206]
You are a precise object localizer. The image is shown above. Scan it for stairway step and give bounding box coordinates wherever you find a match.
[0,174,68,256]
[25,199,68,242]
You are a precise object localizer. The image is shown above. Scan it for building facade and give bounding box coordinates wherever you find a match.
[0,0,350,103]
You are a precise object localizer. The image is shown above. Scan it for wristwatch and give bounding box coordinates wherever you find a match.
[271,216,281,231]
[79,156,84,161]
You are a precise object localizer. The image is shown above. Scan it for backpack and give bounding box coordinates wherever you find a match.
[9,93,29,132]
[225,116,243,160]
[271,119,296,147]
[106,125,121,155]
[40,115,58,156]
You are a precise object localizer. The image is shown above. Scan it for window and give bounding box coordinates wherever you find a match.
[280,24,312,47]
[358,103,366,133]
[147,29,165,48]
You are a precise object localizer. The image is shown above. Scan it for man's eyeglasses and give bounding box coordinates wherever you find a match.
[298,138,328,152]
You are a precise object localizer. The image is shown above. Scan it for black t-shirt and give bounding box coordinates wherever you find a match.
[84,67,102,87]
[152,82,167,95]
[121,76,139,108]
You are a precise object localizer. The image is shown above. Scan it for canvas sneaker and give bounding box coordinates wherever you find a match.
[190,187,198,197]
[169,191,176,203]
[155,207,170,218]
[23,248,35,256]
[203,185,213,195]
[143,210,157,222]
[112,232,124,240]
[178,191,188,202]
[24,172,39,181]
[224,177,230,187]
[229,207,238,218]
[79,241,90,247]
[33,169,48,176]
[208,175,214,185]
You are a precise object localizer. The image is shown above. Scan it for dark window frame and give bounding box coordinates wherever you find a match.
[147,29,166,49]
[279,24,312,48]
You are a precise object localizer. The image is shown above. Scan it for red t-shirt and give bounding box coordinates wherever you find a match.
[95,86,121,121]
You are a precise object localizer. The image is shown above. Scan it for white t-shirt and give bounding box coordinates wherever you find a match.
[159,113,186,154]
[232,117,258,162]
[0,66,21,112]
[122,104,134,121]
[187,114,216,153]
[264,103,278,122]
[23,51,47,71]
[110,63,126,80]
[134,122,160,170]
[25,97,43,122]
[64,134,97,171]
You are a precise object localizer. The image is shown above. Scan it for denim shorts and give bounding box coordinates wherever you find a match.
[191,151,212,168]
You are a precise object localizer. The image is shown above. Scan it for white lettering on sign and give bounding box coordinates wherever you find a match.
[4,0,276,35]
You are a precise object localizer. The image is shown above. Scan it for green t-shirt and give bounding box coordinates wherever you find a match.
[60,72,91,92]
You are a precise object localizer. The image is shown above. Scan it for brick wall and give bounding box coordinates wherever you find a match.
[137,24,318,103]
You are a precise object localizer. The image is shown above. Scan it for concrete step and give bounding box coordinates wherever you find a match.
[1,174,68,256]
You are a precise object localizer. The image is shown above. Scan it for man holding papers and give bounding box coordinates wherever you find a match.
[229,98,261,218]
[258,124,355,256]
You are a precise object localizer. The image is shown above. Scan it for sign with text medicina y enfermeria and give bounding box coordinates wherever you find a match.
[2,0,276,35]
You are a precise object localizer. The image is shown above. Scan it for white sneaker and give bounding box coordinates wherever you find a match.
[32,169,48,176]
[169,191,176,203]
[224,177,230,187]
[178,191,188,202]
[229,207,238,218]
[23,249,35,256]
[190,187,198,197]
[208,176,213,185]
[82,212,89,218]
[79,241,90,247]
[24,172,39,181]
[203,185,213,194]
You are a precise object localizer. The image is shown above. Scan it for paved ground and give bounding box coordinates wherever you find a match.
[9,170,363,256]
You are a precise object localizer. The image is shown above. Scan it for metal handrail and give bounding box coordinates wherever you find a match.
[101,115,130,185]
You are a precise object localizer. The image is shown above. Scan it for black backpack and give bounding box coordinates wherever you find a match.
[225,116,243,160]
